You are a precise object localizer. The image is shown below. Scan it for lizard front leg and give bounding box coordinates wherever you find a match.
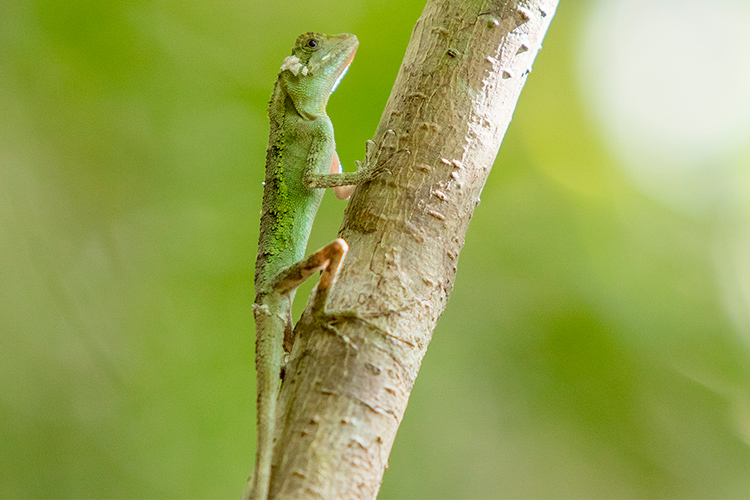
[303,132,393,193]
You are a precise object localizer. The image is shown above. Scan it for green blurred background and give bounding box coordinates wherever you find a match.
[3,0,750,498]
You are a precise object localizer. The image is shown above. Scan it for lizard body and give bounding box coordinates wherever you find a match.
[245,32,380,500]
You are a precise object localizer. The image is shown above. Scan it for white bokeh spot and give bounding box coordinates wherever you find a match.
[578,0,750,214]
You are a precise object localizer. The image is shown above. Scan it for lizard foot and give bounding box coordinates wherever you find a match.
[317,314,359,351]
[315,309,412,350]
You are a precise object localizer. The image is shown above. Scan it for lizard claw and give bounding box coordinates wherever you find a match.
[374,163,392,177]
[318,315,359,351]
[355,131,401,181]
[382,129,397,150]
[364,139,377,163]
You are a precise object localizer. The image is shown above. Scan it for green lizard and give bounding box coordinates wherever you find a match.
[244,32,383,500]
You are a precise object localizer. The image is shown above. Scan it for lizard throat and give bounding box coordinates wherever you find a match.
[330,63,350,95]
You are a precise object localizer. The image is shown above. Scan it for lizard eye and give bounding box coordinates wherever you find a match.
[305,38,320,51]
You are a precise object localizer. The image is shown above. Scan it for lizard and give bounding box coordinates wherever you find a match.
[243,32,385,500]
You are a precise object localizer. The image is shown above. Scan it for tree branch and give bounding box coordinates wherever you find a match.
[269,1,558,498]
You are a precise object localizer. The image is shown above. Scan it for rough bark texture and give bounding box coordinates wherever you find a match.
[270,1,558,498]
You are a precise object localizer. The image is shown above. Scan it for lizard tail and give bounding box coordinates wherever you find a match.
[245,239,348,499]
[246,297,286,500]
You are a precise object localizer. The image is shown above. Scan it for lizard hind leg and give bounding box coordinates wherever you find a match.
[267,236,354,361]
[274,238,359,351]
[305,241,361,351]
[270,238,348,297]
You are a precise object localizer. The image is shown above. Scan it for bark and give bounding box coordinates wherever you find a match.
[269,0,558,498]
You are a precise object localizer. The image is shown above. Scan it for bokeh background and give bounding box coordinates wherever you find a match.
[2,0,750,498]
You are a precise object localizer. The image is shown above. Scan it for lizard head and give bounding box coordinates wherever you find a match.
[279,32,359,116]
